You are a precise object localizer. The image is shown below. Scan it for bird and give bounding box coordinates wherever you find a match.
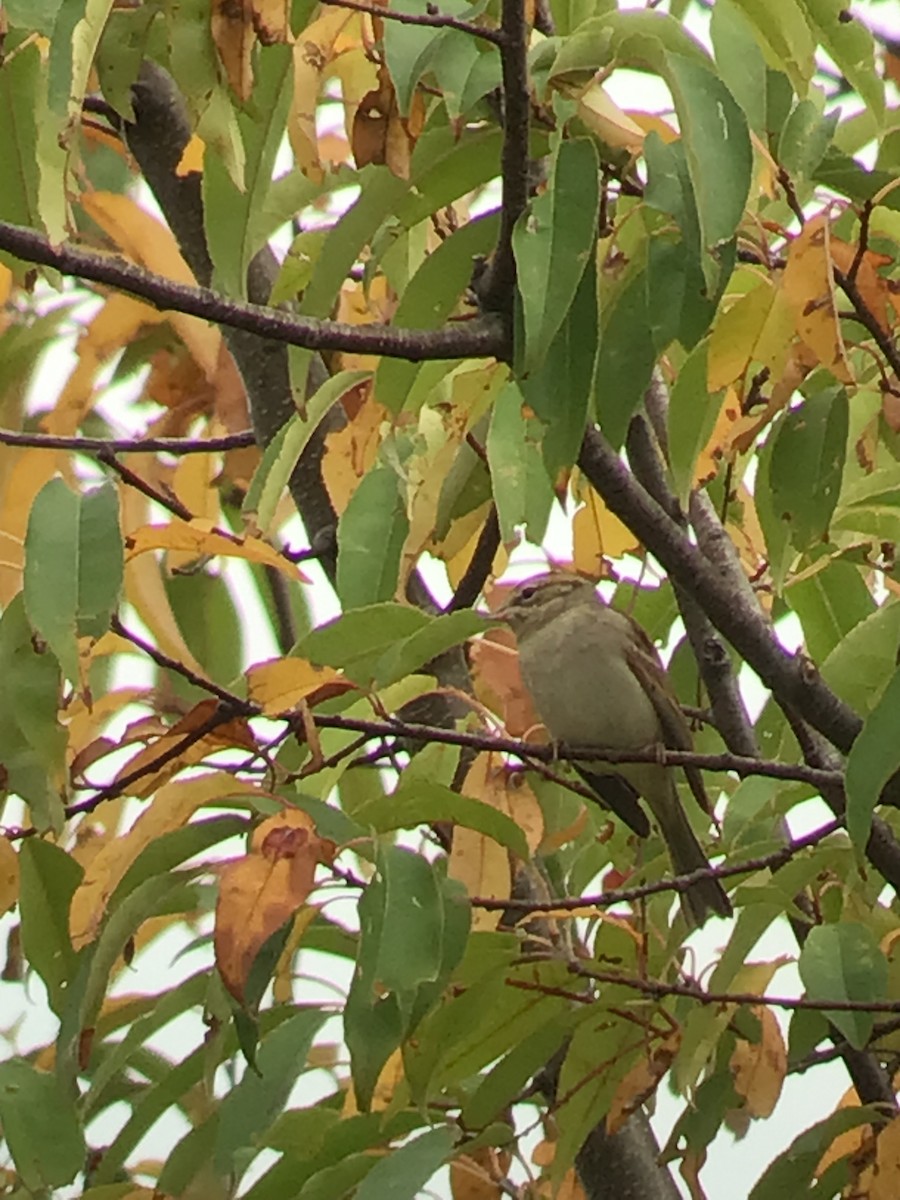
[495,572,732,927]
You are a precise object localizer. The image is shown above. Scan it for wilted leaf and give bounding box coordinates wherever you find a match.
[215,807,336,1002]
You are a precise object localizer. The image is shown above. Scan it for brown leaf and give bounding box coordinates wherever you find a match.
[212,0,257,102]
[352,66,424,180]
[111,699,258,798]
[606,1032,680,1134]
[215,807,336,1002]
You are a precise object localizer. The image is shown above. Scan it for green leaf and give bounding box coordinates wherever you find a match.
[110,815,248,910]
[513,138,599,373]
[0,593,67,830]
[371,846,444,993]
[0,1059,84,1190]
[668,341,723,503]
[710,0,768,134]
[204,43,294,298]
[57,870,203,1093]
[432,33,501,120]
[797,923,888,1049]
[24,478,123,683]
[299,604,487,688]
[820,600,900,716]
[167,571,244,695]
[521,253,598,480]
[832,464,900,543]
[373,608,488,689]
[354,782,529,860]
[767,386,848,551]
[549,9,709,81]
[593,267,656,447]
[663,54,752,292]
[336,467,408,610]
[214,1008,327,1176]
[461,1018,571,1128]
[243,369,371,533]
[748,1105,885,1199]
[845,667,900,850]
[777,97,839,179]
[18,839,82,1015]
[728,0,816,94]
[374,213,499,413]
[487,380,556,545]
[354,1124,457,1200]
[0,42,43,235]
[553,1005,642,1182]
[385,0,452,115]
[94,6,156,121]
[785,556,875,663]
[795,0,883,123]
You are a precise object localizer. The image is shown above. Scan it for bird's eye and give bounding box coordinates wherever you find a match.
[518,585,538,602]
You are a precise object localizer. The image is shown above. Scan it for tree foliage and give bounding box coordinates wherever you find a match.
[0,0,899,1197]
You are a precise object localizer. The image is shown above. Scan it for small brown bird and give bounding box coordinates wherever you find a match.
[496,572,732,927]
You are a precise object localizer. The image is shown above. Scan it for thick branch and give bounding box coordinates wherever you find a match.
[0,218,504,362]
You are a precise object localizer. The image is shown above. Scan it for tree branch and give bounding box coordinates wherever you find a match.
[0,218,504,363]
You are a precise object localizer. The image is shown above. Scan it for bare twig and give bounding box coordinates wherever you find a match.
[0,427,256,454]
[320,0,503,44]
[0,218,505,363]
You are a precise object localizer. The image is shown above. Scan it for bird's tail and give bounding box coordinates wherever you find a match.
[652,784,732,928]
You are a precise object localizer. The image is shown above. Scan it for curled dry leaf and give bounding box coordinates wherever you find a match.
[215,807,336,1003]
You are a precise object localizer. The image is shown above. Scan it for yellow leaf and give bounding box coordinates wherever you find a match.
[0,838,19,916]
[168,452,223,571]
[871,1114,900,1200]
[448,754,541,928]
[176,134,205,175]
[215,807,336,1002]
[708,277,795,397]
[562,79,645,154]
[290,10,356,181]
[781,212,854,384]
[69,772,261,949]
[572,472,638,565]
[321,393,387,514]
[607,1032,680,1134]
[126,517,304,578]
[246,657,351,715]
[729,1006,786,1118]
[81,192,221,379]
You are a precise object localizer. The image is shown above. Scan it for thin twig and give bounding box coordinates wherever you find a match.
[97,448,194,522]
[0,427,256,454]
[320,0,503,44]
[472,818,844,911]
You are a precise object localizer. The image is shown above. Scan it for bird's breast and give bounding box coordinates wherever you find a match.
[517,616,661,749]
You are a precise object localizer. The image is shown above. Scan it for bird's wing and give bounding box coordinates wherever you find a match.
[624,625,713,816]
[576,767,651,838]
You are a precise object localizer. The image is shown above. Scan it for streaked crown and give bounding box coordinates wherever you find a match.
[496,573,599,634]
